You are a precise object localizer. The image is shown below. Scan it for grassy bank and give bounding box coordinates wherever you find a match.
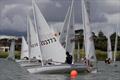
[0,51,20,59]
[0,50,120,61]
[74,49,120,61]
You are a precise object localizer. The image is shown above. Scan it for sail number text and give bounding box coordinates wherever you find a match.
[40,37,57,46]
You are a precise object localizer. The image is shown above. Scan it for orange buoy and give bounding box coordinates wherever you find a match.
[70,70,78,78]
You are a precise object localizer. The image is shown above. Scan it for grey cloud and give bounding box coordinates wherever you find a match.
[0,15,26,32]
[0,0,120,35]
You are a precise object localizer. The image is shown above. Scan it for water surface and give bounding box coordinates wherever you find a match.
[0,59,120,80]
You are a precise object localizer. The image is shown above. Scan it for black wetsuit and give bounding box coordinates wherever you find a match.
[65,55,72,64]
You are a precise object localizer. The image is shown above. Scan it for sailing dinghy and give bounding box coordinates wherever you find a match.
[16,37,29,63]
[17,16,43,67]
[59,0,75,63]
[26,0,88,74]
[81,0,97,72]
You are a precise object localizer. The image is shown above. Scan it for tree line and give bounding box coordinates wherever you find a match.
[75,29,120,51]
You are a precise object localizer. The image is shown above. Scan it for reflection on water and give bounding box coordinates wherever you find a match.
[0,59,120,80]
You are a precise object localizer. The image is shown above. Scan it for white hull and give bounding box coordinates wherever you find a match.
[27,63,88,74]
[16,59,29,63]
[16,59,42,67]
[20,62,41,67]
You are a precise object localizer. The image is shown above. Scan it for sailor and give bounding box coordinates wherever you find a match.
[83,57,87,64]
[82,57,88,65]
[105,58,107,63]
[38,60,41,63]
[107,58,112,64]
[82,58,93,72]
[82,57,93,67]
[105,58,112,64]
[24,57,29,60]
[65,51,73,64]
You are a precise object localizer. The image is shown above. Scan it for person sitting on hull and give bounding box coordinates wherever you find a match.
[24,57,29,60]
[82,57,93,67]
[105,58,112,64]
[65,51,73,64]
[82,57,90,66]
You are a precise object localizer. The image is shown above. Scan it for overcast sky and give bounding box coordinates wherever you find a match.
[0,0,120,35]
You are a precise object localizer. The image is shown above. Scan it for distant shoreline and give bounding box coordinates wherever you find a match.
[0,50,120,61]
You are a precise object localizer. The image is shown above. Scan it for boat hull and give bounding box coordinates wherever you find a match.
[27,64,88,74]
[16,59,42,67]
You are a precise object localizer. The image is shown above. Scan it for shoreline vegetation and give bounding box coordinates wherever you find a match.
[0,49,120,61]
[74,49,120,61]
[0,30,120,61]
[0,51,20,59]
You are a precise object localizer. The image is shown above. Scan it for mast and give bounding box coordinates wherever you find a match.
[32,0,44,66]
[26,16,31,60]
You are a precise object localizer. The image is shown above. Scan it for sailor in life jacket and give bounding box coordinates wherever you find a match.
[23,57,29,60]
[65,51,73,64]
[105,58,112,64]
[81,57,93,67]
[82,57,88,65]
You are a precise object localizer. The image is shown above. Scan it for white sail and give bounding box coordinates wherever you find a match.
[59,0,75,57]
[113,31,118,62]
[7,39,15,60]
[66,0,75,56]
[21,37,29,59]
[59,7,71,48]
[107,36,112,60]
[113,25,119,62]
[28,17,42,60]
[33,1,66,63]
[82,0,96,62]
